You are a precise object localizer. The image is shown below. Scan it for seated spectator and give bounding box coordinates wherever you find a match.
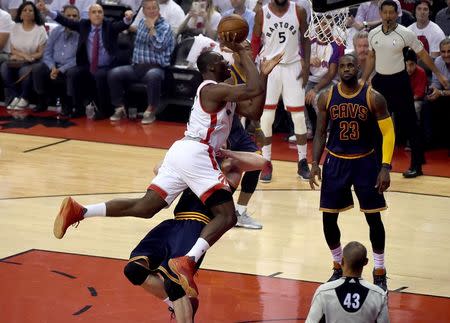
[405,48,427,122]
[108,0,174,124]
[408,0,446,58]
[425,38,450,150]
[130,0,185,34]
[222,0,255,41]
[0,8,14,64]
[2,1,47,110]
[435,0,450,36]
[32,5,80,115]
[177,0,221,40]
[37,2,134,119]
[305,17,343,137]
[49,0,96,19]
[306,241,389,323]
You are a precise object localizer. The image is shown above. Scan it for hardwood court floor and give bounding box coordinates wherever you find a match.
[1,130,450,322]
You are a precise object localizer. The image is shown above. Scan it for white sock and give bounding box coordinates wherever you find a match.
[186,238,210,263]
[163,297,173,308]
[261,144,272,161]
[236,204,247,215]
[83,203,106,218]
[297,144,307,161]
[373,252,385,269]
[331,245,343,264]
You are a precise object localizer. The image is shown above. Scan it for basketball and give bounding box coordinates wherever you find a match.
[217,14,249,43]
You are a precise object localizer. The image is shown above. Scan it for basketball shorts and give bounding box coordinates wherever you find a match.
[320,153,387,213]
[265,61,305,112]
[227,115,258,153]
[150,139,230,205]
[130,218,206,283]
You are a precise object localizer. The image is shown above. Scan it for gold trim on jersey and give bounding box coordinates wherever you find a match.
[326,148,374,159]
[157,265,181,284]
[325,85,334,110]
[174,212,210,224]
[320,205,354,213]
[361,206,388,213]
[337,82,364,99]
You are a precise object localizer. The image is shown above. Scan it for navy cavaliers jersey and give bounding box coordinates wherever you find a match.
[326,83,376,157]
[173,188,213,223]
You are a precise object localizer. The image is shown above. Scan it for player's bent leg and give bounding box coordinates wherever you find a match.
[365,212,388,291]
[323,212,343,281]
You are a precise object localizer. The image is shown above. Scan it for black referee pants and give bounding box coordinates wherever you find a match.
[372,70,424,169]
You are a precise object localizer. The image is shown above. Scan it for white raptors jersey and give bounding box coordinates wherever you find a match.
[260,1,301,64]
[185,80,236,152]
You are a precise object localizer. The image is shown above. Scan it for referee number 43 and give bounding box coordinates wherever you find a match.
[343,293,360,309]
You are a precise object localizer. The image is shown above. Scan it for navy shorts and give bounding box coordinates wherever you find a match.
[228,115,258,153]
[130,219,205,282]
[320,152,387,213]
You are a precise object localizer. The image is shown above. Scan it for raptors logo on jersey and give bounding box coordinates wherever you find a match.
[260,1,301,64]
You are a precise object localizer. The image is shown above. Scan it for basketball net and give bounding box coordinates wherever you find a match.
[304,1,349,46]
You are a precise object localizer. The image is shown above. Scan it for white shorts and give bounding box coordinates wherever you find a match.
[149,140,230,205]
[265,61,305,112]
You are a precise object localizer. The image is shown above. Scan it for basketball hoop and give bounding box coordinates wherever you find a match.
[304,1,349,46]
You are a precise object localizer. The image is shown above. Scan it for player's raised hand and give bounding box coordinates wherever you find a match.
[260,51,284,76]
[309,162,321,190]
[375,166,390,194]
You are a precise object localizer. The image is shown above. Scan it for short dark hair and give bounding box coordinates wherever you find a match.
[15,1,45,26]
[197,50,221,74]
[380,0,398,12]
[405,48,417,63]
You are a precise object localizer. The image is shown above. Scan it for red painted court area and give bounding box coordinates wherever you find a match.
[0,250,449,322]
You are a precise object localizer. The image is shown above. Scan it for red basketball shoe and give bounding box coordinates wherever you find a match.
[53,197,85,239]
[168,256,198,297]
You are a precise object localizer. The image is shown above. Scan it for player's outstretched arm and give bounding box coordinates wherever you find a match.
[310,89,329,190]
[369,88,394,194]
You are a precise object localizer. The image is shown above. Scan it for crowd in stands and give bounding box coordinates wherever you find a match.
[0,0,448,150]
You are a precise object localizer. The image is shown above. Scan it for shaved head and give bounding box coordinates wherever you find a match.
[343,241,368,272]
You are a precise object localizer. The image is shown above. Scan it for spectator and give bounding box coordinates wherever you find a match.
[408,0,446,58]
[108,0,174,124]
[130,0,185,34]
[49,0,96,19]
[405,48,427,122]
[38,2,134,119]
[0,8,14,63]
[306,241,389,323]
[425,38,450,150]
[222,0,255,41]
[177,0,221,40]
[435,0,450,36]
[2,1,47,110]
[32,5,80,115]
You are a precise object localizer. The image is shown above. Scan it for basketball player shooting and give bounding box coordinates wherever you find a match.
[52,26,283,298]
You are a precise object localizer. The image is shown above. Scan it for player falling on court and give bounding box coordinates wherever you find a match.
[124,149,269,322]
[53,35,283,298]
[310,54,395,291]
[252,0,311,182]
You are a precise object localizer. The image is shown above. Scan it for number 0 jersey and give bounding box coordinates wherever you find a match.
[260,1,301,64]
[306,277,389,323]
[325,83,377,157]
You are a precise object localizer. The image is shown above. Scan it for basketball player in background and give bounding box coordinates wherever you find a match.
[251,0,311,182]
[310,54,395,291]
[306,241,389,323]
[124,149,269,322]
[53,37,282,298]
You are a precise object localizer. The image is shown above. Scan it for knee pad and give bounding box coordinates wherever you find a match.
[204,189,233,209]
[123,260,151,286]
[260,109,276,137]
[164,278,186,301]
[241,170,260,194]
[291,111,307,135]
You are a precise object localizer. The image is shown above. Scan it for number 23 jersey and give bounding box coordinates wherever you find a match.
[260,1,301,64]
